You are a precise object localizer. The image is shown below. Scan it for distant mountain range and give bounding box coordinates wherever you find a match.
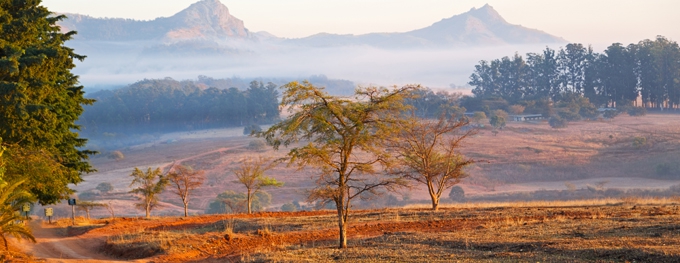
[55,0,567,88]
[59,0,565,49]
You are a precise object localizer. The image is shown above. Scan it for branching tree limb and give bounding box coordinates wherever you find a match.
[260,81,416,248]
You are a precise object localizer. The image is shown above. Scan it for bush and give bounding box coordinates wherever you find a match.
[281,203,297,212]
[509,105,525,115]
[243,124,262,136]
[627,107,647,117]
[96,182,114,193]
[448,186,465,201]
[472,111,487,124]
[205,191,272,214]
[558,110,581,121]
[603,109,619,119]
[492,109,509,120]
[549,116,568,129]
[655,163,673,177]
[632,136,647,148]
[489,115,506,129]
[578,103,598,119]
[248,139,267,151]
[107,150,124,161]
[78,191,98,200]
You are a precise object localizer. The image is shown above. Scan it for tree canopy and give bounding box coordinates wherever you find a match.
[389,115,476,210]
[0,0,94,204]
[261,81,416,248]
[79,79,279,136]
[469,36,680,110]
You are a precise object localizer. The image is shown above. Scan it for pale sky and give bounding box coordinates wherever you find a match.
[42,0,679,47]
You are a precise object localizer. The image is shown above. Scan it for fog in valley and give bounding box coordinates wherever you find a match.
[72,38,556,91]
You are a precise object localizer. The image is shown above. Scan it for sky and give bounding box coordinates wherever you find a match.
[42,0,680,47]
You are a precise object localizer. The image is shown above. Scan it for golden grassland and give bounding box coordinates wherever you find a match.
[26,197,678,262]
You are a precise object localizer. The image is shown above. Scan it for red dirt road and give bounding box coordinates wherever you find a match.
[17,220,135,263]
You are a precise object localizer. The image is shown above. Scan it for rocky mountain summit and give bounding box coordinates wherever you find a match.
[58,0,251,42]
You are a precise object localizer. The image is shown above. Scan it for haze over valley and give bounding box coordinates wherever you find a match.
[59,0,566,88]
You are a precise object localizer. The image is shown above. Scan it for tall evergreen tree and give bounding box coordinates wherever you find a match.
[557,43,588,96]
[0,0,95,204]
[600,43,638,107]
[583,46,603,106]
[526,47,559,100]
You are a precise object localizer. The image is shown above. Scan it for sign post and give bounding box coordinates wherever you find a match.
[68,199,77,225]
[44,208,54,224]
[21,203,30,220]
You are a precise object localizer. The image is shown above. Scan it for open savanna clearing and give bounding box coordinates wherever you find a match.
[54,113,680,220]
[12,198,680,262]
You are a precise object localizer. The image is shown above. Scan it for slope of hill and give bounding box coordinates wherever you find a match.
[287,4,566,48]
[58,0,252,42]
[58,1,565,48]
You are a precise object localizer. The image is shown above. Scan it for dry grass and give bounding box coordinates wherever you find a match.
[84,198,680,262]
[242,203,680,262]
[405,197,680,210]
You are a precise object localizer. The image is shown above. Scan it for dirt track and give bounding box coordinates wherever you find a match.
[17,220,132,263]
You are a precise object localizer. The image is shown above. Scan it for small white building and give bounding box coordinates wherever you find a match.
[510,114,544,121]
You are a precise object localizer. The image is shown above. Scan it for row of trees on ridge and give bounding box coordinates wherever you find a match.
[469,36,680,110]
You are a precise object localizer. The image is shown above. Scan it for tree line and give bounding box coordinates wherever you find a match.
[78,78,280,135]
[469,36,680,110]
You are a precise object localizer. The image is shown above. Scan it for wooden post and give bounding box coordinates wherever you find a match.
[68,199,77,225]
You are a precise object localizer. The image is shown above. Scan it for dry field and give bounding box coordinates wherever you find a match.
[52,113,680,219]
[11,113,680,261]
[12,198,680,262]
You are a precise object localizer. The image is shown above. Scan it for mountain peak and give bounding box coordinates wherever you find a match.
[466,4,506,24]
[164,0,250,40]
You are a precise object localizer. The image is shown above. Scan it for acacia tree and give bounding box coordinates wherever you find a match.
[0,0,96,205]
[232,156,282,214]
[261,81,415,248]
[75,201,106,220]
[167,164,205,217]
[129,167,168,218]
[389,115,476,210]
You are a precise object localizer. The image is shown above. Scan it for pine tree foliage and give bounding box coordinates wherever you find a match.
[0,0,95,204]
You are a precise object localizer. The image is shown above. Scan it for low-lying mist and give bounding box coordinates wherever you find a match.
[71,40,557,89]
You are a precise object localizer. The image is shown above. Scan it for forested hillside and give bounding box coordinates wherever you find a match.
[469,36,680,110]
[79,78,279,136]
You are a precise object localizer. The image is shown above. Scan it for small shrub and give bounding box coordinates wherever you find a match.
[281,203,297,212]
[579,104,598,119]
[96,182,114,193]
[632,136,647,148]
[549,116,568,129]
[509,105,525,115]
[107,150,124,161]
[627,107,647,116]
[243,124,262,136]
[489,115,506,130]
[558,110,581,121]
[493,109,509,120]
[603,109,619,119]
[78,191,98,200]
[448,186,465,201]
[248,139,267,151]
[472,111,487,124]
